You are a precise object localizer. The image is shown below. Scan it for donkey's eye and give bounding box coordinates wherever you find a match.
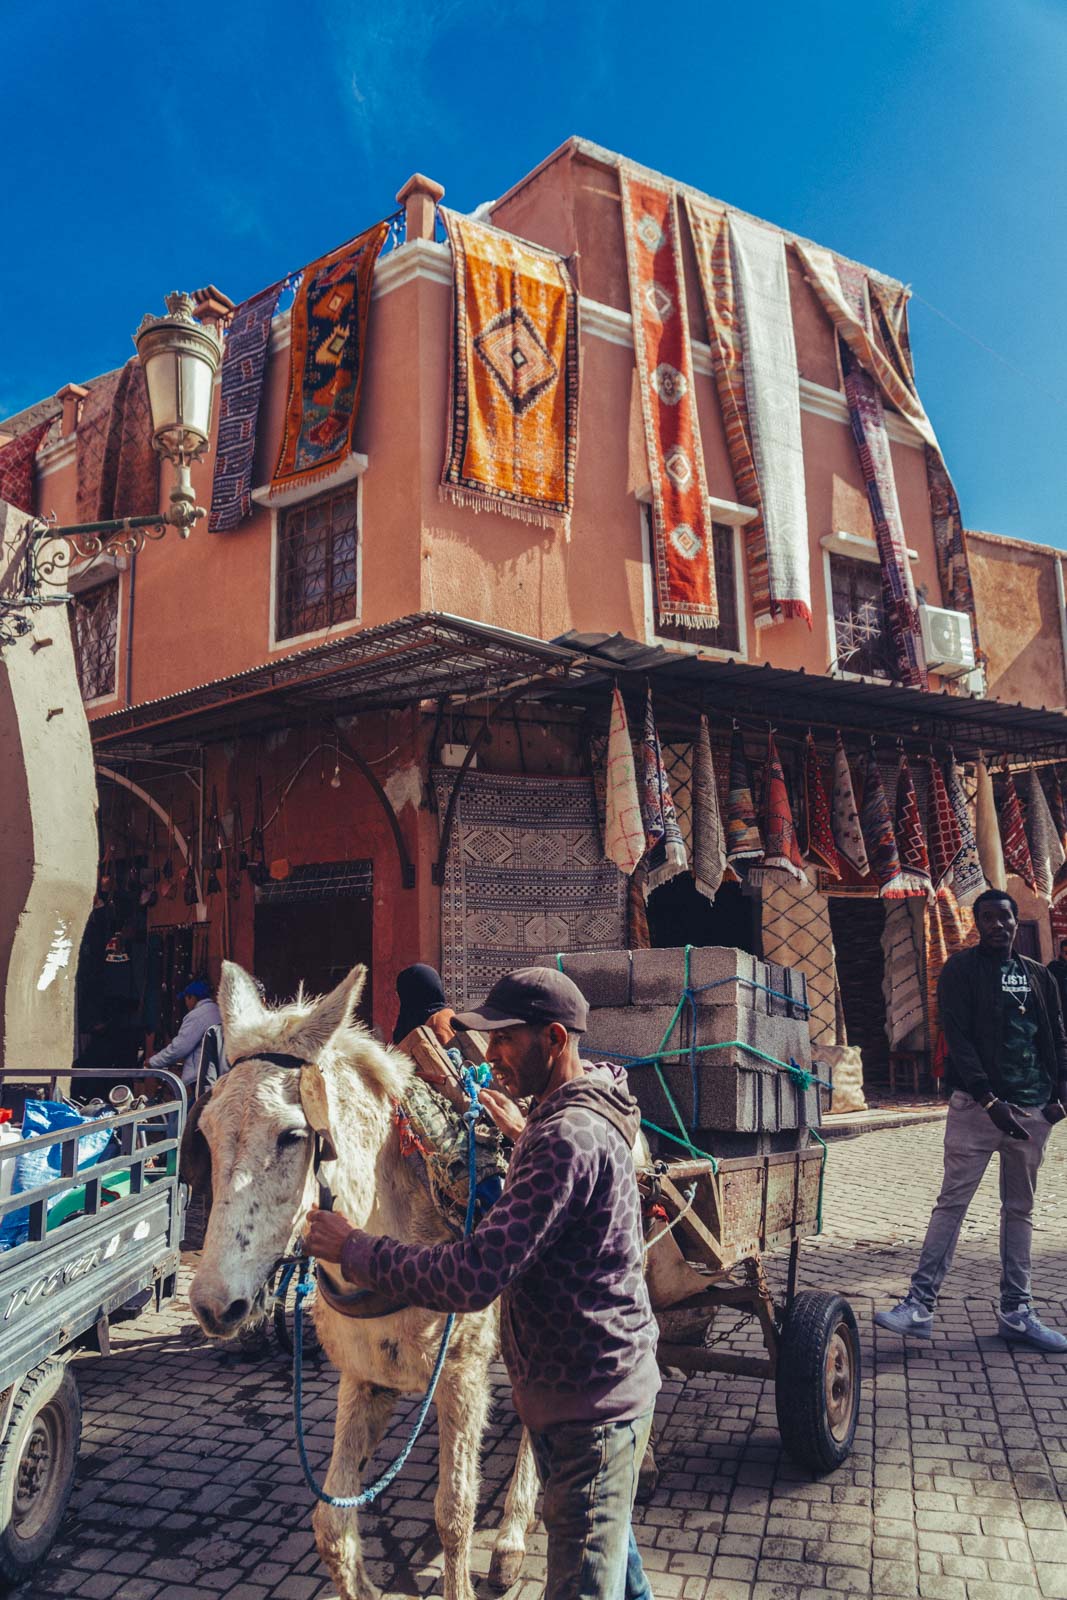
[276,1128,308,1153]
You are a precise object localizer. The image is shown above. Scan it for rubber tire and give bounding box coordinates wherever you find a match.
[0,1361,81,1589]
[774,1291,860,1475]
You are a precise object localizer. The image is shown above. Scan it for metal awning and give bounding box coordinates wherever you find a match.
[551,631,1067,760]
[91,613,578,757]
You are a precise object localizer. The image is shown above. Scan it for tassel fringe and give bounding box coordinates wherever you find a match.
[439,483,570,537]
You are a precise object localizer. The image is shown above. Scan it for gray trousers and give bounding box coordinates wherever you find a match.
[911,1091,1055,1313]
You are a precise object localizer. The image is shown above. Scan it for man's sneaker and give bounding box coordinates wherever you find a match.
[874,1296,934,1339]
[997,1309,1067,1353]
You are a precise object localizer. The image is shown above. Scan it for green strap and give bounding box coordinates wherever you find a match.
[640,1118,718,1171]
[555,952,564,972]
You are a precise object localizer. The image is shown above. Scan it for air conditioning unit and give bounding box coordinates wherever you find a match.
[919,604,976,678]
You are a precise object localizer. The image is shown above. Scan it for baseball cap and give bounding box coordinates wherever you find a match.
[180,978,212,1001]
[452,967,589,1034]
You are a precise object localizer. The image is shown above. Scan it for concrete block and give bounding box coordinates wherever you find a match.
[688,947,767,1010]
[630,948,689,1005]
[584,1005,680,1062]
[548,950,633,1008]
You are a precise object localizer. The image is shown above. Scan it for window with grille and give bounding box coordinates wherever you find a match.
[652,517,742,653]
[829,553,891,678]
[71,578,118,701]
[275,485,360,641]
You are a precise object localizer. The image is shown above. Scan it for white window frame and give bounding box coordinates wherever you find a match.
[253,455,368,652]
[821,531,918,685]
[66,556,126,707]
[636,492,752,660]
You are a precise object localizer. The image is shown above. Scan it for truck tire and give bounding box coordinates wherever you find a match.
[0,1360,81,1589]
[774,1291,860,1474]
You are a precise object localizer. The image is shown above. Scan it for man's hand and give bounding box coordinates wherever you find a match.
[985,1098,1031,1141]
[304,1205,357,1264]
[1043,1098,1067,1126]
[478,1087,527,1142]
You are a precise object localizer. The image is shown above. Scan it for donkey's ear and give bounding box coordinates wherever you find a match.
[287,965,366,1058]
[217,961,268,1035]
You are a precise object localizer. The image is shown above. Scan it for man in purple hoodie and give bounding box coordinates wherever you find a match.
[306,966,660,1600]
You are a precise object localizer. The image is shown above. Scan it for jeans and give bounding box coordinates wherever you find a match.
[529,1409,654,1600]
[910,1091,1056,1313]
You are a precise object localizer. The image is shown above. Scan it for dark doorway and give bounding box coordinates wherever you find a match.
[1016,920,1042,960]
[646,876,760,956]
[828,896,890,1086]
[254,895,373,1025]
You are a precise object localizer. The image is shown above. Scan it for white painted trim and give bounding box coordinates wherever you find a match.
[267,474,364,653]
[96,764,206,919]
[639,504,748,661]
[821,530,918,564]
[252,451,368,509]
[634,484,758,526]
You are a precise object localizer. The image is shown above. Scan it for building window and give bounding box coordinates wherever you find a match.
[653,520,741,653]
[71,578,118,701]
[829,553,891,678]
[276,485,359,641]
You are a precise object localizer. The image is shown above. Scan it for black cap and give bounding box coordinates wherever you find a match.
[452,967,589,1034]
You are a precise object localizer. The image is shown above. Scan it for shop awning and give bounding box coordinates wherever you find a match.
[90,613,578,757]
[551,631,1067,760]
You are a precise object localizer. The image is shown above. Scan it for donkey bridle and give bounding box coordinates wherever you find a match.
[228,1048,410,1320]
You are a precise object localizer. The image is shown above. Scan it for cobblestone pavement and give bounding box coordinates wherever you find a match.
[21,1120,1067,1600]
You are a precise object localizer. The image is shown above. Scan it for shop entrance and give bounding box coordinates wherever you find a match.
[253,861,374,1026]
[646,876,760,956]
[828,896,889,1087]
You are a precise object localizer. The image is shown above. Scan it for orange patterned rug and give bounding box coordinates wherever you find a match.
[440,210,579,532]
[271,219,389,498]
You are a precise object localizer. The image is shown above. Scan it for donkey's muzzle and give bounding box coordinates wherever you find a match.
[191,1293,251,1338]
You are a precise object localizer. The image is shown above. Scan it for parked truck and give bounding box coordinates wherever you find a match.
[0,1068,185,1588]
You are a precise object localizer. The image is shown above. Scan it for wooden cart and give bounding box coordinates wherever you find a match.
[640,1142,861,1477]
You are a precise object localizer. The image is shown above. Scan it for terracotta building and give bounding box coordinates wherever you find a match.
[5,136,1065,1099]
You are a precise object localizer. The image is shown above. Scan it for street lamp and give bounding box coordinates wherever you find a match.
[1,292,222,641]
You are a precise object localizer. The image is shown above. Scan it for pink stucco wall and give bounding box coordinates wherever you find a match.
[33,138,953,716]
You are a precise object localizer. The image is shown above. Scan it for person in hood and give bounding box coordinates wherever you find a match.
[392,963,456,1048]
[306,966,660,1600]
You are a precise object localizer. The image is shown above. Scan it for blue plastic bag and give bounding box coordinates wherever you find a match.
[0,1101,115,1250]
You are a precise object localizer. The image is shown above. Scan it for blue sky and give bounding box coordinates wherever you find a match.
[6,0,1066,544]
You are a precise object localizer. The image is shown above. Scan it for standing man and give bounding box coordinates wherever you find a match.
[875,889,1067,1351]
[306,967,660,1600]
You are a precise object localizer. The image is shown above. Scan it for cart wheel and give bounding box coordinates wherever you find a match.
[0,1360,82,1589]
[775,1291,860,1474]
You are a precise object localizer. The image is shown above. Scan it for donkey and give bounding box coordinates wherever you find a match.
[186,961,538,1600]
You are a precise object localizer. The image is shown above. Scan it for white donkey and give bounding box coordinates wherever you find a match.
[187,961,538,1600]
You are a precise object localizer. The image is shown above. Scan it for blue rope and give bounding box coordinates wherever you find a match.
[291,1070,482,1508]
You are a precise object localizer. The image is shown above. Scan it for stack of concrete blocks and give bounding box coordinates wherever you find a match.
[541,948,826,1157]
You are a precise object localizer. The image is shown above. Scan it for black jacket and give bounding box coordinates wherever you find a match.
[1047,957,1067,1023]
[938,945,1067,1102]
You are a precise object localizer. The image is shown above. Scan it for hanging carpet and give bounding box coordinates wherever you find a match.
[832,735,870,881]
[881,900,926,1049]
[796,242,977,636]
[761,872,842,1046]
[975,757,1007,891]
[751,732,806,884]
[725,728,764,869]
[1026,765,1064,903]
[77,360,159,522]
[639,687,689,896]
[943,757,985,907]
[603,687,645,877]
[433,768,626,1007]
[893,753,933,899]
[803,734,841,879]
[997,761,1036,890]
[210,280,284,531]
[691,714,727,903]
[860,753,909,898]
[620,169,716,628]
[925,757,964,898]
[440,210,579,532]
[271,219,389,498]
[0,418,54,514]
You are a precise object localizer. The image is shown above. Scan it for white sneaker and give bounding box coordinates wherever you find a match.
[874,1296,934,1339]
[997,1309,1067,1353]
